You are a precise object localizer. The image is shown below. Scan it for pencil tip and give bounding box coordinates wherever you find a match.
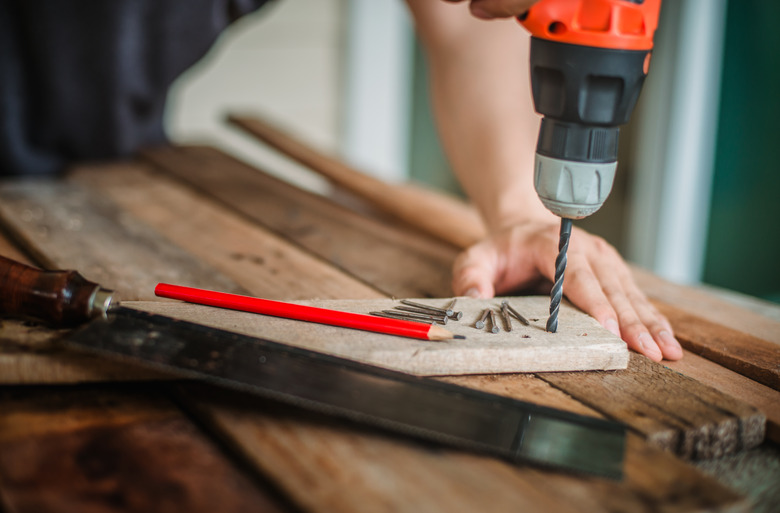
[453,335,466,339]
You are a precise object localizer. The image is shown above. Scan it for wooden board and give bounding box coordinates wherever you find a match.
[0,319,168,384]
[69,164,383,301]
[655,302,780,392]
[127,297,628,374]
[540,353,765,459]
[0,385,289,513]
[666,350,780,444]
[633,266,780,345]
[141,145,459,299]
[0,179,244,300]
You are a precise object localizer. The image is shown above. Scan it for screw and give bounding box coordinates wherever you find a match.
[476,308,490,329]
[488,310,500,334]
[502,300,530,326]
[500,302,513,332]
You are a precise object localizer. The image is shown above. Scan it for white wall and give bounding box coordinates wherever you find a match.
[341,0,414,183]
[165,0,347,194]
[625,0,728,284]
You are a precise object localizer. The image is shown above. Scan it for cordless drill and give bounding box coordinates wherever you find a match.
[518,0,662,331]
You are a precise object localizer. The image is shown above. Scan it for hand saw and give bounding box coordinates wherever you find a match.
[0,256,626,478]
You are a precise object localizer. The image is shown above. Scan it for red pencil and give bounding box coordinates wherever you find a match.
[155,283,463,341]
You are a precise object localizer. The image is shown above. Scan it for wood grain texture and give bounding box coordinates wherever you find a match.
[540,353,765,459]
[127,297,628,374]
[0,385,289,513]
[70,163,382,301]
[177,383,748,513]
[694,442,780,513]
[0,180,244,300]
[69,154,763,457]
[228,114,486,249]
[0,163,759,511]
[656,302,780,392]
[0,319,168,384]
[666,351,780,444]
[0,228,32,264]
[633,266,780,345]
[141,145,458,299]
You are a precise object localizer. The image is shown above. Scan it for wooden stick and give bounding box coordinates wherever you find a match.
[155,283,461,342]
[227,114,486,249]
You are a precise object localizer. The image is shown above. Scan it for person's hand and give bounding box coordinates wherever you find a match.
[444,0,537,20]
[451,219,684,362]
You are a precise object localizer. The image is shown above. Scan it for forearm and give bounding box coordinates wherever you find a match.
[407,1,555,231]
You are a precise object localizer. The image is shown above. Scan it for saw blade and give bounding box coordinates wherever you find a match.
[61,307,626,478]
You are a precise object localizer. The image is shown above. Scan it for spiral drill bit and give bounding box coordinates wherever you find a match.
[546,218,573,333]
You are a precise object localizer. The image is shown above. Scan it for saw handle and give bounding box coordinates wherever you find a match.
[0,255,116,326]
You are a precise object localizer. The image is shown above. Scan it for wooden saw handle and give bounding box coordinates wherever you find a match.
[0,255,116,326]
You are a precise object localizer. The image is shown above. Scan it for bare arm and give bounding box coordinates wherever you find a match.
[406,0,683,362]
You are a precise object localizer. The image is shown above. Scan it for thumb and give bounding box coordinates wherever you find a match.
[452,243,499,299]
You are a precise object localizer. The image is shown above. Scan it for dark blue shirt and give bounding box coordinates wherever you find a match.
[0,0,271,176]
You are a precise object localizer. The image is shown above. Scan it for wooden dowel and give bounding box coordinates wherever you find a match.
[227,114,486,249]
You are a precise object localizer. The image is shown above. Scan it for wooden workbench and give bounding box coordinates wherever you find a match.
[1,143,779,513]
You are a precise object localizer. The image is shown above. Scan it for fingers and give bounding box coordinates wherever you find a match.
[452,242,499,299]
[622,280,683,360]
[466,0,537,19]
[555,256,621,338]
[585,239,683,361]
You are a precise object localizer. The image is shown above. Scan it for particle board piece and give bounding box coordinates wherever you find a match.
[0,386,289,513]
[141,145,458,299]
[656,302,780,392]
[126,296,629,375]
[178,383,748,513]
[0,180,244,301]
[540,353,766,459]
[69,163,383,302]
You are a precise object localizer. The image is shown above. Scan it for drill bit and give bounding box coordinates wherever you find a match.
[546,218,573,333]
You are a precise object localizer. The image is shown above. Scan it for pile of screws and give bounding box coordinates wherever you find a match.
[475,300,530,334]
[370,299,461,325]
[370,298,532,336]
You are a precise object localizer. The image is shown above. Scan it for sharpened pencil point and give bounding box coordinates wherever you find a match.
[454,335,466,339]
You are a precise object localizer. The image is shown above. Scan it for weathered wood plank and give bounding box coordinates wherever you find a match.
[633,266,780,345]
[141,145,457,299]
[694,442,780,513]
[69,163,382,301]
[656,302,780,392]
[666,351,780,444]
[540,353,765,459]
[0,385,290,513]
[0,179,244,300]
[178,383,748,513]
[0,319,168,384]
[0,227,32,264]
